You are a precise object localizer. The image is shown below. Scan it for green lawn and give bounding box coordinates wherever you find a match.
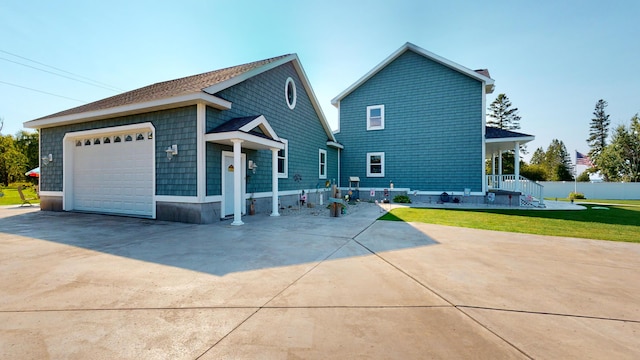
[0,187,40,206]
[548,198,640,206]
[380,202,640,243]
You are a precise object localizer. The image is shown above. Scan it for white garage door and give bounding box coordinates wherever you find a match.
[72,131,154,217]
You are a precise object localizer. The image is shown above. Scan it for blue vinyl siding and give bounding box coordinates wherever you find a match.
[39,106,198,196]
[336,50,484,192]
[206,62,334,195]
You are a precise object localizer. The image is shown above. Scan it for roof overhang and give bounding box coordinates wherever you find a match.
[326,141,344,149]
[485,136,535,156]
[24,92,232,129]
[206,115,284,151]
[331,42,495,106]
[205,131,284,151]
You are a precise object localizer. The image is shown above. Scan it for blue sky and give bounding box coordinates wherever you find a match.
[1,0,638,162]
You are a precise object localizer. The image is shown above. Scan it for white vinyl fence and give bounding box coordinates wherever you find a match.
[540,181,640,200]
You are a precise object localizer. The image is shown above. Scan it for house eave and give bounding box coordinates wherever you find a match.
[331,42,495,105]
[24,92,232,129]
[485,136,535,144]
[326,140,344,149]
[204,131,285,151]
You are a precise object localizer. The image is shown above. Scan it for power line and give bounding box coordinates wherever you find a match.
[0,49,124,92]
[0,56,122,92]
[0,80,86,103]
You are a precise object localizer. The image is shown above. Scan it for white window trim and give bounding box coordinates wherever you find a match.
[366,104,385,131]
[366,152,385,177]
[278,138,288,178]
[285,77,297,110]
[319,149,327,179]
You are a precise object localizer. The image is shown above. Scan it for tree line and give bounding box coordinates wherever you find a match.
[587,100,639,182]
[0,118,40,186]
[487,95,640,182]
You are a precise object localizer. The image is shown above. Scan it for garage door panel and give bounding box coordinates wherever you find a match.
[72,132,153,217]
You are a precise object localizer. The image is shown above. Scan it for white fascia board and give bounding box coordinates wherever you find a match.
[331,42,495,104]
[62,122,155,140]
[239,115,280,142]
[24,93,232,129]
[326,141,344,149]
[204,131,285,150]
[485,136,535,144]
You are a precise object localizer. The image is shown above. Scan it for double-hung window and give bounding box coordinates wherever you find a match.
[367,152,385,177]
[319,149,327,179]
[278,139,288,178]
[367,105,385,130]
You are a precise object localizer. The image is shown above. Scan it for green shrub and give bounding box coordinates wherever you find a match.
[569,192,586,200]
[393,194,411,203]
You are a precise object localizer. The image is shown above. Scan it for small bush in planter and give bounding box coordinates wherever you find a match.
[393,194,411,203]
[568,192,586,200]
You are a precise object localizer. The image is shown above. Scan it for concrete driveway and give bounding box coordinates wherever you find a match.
[1,204,638,359]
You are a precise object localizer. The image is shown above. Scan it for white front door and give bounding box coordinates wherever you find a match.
[222,152,246,217]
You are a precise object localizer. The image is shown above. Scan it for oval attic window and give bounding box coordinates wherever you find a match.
[285,77,296,110]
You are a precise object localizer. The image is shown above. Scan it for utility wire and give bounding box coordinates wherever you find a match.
[0,80,86,103]
[0,49,124,92]
[0,56,122,92]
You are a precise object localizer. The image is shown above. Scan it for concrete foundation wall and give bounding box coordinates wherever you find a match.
[39,196,63,211]
[156,201,220,224]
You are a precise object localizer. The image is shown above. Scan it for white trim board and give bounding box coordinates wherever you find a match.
[25,94,231,129]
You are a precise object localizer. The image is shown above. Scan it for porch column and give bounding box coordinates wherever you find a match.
[270,148,280,217]
[491,152,496,175]
[498,150,503,188]
[514,142,521,192]
[231,139,244,226]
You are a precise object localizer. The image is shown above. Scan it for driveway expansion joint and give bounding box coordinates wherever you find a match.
[457,305,640,324]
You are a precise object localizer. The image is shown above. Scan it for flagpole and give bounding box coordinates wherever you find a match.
[574,150,577,194]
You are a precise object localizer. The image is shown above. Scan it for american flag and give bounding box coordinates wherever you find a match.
[576,151,593,166]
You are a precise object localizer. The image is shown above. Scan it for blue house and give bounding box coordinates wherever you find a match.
[25,54,341,224]
[332,43,541,205]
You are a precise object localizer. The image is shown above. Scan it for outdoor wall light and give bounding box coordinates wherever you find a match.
[165,145,178,160]
[248,160,258,173]
[42,153,53,165]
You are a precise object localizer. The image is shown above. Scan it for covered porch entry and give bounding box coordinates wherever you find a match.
[485,127,544,206]
[205,115,285,225]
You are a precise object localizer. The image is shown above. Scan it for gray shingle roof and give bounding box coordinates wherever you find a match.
[485,126,533,139]
[36,54,291,120]
[208,116,261,133]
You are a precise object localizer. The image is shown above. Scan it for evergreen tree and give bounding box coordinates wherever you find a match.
[530,147,546,165]
[529,139,574,181]
[545,139,574,181]
[587,99,610,165]
[598,114,640,182]
[487,93,521,130]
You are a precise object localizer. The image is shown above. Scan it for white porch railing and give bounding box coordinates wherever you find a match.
[487,174,545,206]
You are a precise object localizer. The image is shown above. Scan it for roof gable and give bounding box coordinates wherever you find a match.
[34,55,290,121]
[208,115,280,142]
[331,42,495,106]
[24,54,337,142]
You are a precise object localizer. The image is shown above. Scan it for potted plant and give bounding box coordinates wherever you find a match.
[248,193,256,215]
